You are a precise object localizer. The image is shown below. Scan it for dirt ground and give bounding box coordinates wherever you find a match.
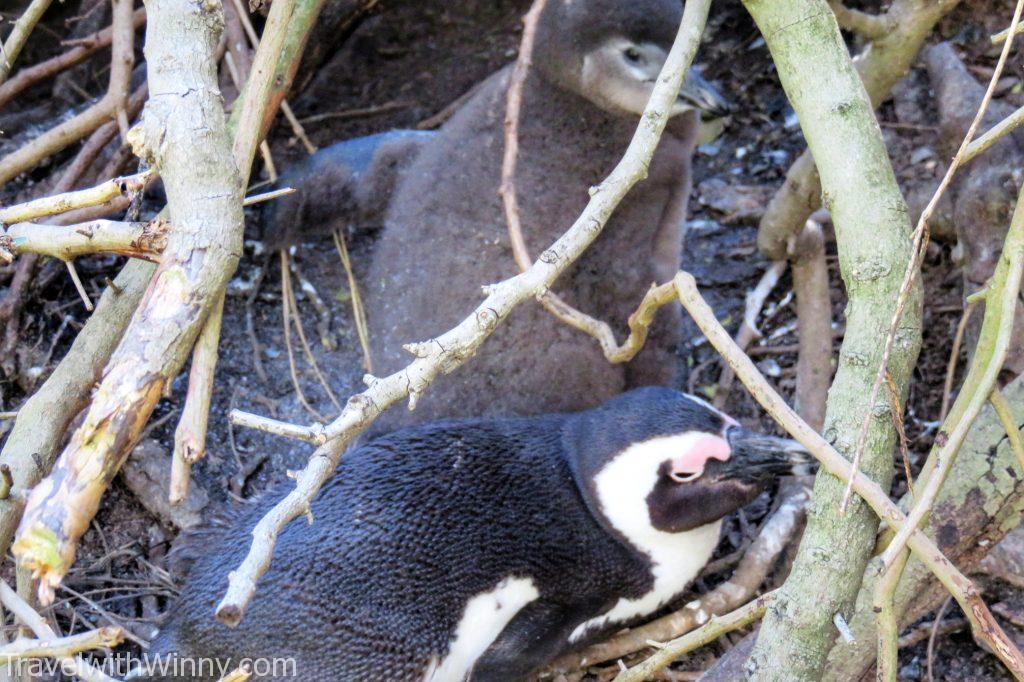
[1,0,1023,678]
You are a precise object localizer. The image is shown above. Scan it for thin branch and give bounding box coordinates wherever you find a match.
[790,219,832,432]
[613,591,775,682]
[714,260,786,408]
[941,302,976,421]
[755,0,964,261]
[990,388,1024,474]
[500,0,674,363]
[877,177,1024,571]
[828,0,895,40]
[214,0,713,626]
[0,581,118,682]
[0,170,153,225]
[0,218,167,263]
[279,251,327,421]
[0,0,55,85]
[992,21,1024,43]
[0,8,146,110]
[841,0,1024,512]
[64,261,93,311]
[963,103,1024,164]
[171,295,224,504]
[672,271,1024,678]
[874,547,907,682]
[926,597,953,682]
[0,627,122,663]
[243,186,296,206]
[12,0,249,605]
[332,230,373,372]
[280,100,316,155]
[229,409,326,445]
[0,0,136,185]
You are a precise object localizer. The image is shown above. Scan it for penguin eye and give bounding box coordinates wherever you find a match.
[623,46,643,64]
[669,469,703,483]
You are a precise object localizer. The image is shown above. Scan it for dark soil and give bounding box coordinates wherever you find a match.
[1,0,1022,679]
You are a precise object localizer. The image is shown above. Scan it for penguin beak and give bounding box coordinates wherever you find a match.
[679,67,731,121]
[715,427,815,481]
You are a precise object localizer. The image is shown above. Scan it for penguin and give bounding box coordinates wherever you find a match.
[140,388,808,681]
[262,0,730,435]
[261,129,437,251]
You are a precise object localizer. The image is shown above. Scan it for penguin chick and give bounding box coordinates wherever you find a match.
[257,0,729,434]
[260,130,436,251]
[142,388,809,682]
[361,0,729,435]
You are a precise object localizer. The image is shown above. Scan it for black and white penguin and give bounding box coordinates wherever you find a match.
[262,0,730,435]
[141,388,808,681]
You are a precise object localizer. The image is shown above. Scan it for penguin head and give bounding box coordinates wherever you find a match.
[564,388,812,541]
[534,0,731,120]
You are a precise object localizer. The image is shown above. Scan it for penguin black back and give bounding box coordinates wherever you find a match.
[141,389,807,681]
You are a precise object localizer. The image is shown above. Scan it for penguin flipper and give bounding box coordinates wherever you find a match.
[261,130,435,249]
[470,601,589,681]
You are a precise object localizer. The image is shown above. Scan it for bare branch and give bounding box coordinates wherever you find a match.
[673,271,1024,678]
[827,1,895,40]
[171,295,224,504]
[214,0,713,627]
[0,8,146,109]
[842,0,1024,513]
[0,0,55,85]
[963,103,1024,163]
[12,0,246,605]
[229,409,327,445]
[0,627,123,663]
[614,591,775,681]
[500,0,666,362]
[0,171,153,225]
[0,581,118,682]
[0,218,167,263]
[756,0,964,261]
[0,0,137,186]
[714,260,786,409]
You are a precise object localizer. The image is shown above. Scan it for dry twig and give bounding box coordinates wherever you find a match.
[614,591,775,682]
[500,0,674,363]
[0,0,136,186]
[714,260,786,409]
[673,271,1024,679]
[12,0,248,604]
[0,8,146,109]
[0,0,55,85]
[0,581,118,682]
[841,0,1024,513]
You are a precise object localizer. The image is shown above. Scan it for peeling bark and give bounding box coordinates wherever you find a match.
[12,0,244,603]
[823,377,1024,680]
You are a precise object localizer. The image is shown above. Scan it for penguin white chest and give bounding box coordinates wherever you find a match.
[569,436,724,643]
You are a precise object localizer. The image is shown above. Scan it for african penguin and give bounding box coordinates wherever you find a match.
[140,388,808,681]
[262,0,730,436]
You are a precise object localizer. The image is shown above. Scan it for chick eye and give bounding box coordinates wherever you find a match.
[624,47,642,63]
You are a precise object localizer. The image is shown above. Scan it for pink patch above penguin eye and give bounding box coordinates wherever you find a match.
[669,434,731,482]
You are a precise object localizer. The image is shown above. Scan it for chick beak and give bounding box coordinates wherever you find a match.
[679,67,732,121]
[720,427,815,481]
